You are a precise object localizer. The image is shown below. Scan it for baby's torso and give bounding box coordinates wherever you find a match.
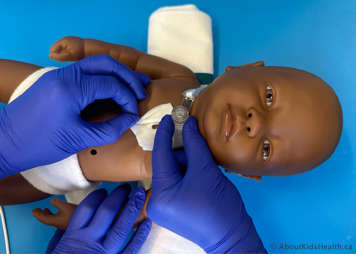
[77,76,199,183]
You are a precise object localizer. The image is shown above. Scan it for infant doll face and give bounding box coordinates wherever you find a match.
[190,62,342,177]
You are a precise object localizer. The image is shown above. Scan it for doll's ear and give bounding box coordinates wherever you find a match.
[225,61,265,72]
[225,169,262,181]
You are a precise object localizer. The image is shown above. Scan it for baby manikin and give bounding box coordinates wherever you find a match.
[0,37,342,254]
[0,33,342,219]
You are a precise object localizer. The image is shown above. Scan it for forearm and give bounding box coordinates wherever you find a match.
[0,59,41,103]
[83,39,143,71]
[82,38,194,80]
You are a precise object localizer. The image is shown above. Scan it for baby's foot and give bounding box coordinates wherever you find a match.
[32,198,77,230]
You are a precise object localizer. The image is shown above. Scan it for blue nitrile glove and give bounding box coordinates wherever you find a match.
[0,54,150,177]
[148,115,267,254]
[46,229,64,254]
[49,185,152,254]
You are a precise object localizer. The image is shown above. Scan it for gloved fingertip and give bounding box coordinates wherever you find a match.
[125,113,140,127]
[90,188,108,200]
[139,73,151,86]
[137,91,147,100]
[133,187,146,207]
[134,186,146,195]
[134,186,146,198]
[118,99,139,116]
[159,115,174,132]
[141,218,152,231]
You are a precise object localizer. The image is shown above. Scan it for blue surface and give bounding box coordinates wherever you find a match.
[0,0,355,253]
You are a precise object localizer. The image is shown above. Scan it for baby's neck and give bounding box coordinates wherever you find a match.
[190,85,209,118]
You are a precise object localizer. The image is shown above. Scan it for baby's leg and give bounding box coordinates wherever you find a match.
[0,59,41,103]
[0,174,49,205]
[0,60,49,204]
[33,190,152,230]
[32,198,76,230]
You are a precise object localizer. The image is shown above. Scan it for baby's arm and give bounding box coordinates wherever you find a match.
[78,121,152,182]
[50,36,196,81]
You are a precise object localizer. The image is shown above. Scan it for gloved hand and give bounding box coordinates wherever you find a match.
[148,115,267,254]
[0,54,150,177]
[48,185,152,254]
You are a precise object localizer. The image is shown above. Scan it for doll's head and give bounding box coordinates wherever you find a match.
[191,61,342,180]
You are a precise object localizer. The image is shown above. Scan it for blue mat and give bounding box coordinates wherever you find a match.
[0,0,354,253]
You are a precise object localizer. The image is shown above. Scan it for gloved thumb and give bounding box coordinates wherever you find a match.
[182,116,217,177]
[152,115,183,190]
[81,113,139,147]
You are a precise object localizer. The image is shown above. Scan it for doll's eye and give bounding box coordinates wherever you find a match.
[265,85,273,107]
[262,140,271,161]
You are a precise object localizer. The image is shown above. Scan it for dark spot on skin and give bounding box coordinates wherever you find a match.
[90,149,97,155]
[152,124,159,129]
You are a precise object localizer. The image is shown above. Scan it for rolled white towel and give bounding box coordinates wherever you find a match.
[148,4,213,74]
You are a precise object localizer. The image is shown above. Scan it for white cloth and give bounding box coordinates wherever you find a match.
[148,4,213,74]
[130,103,173,151]
[140,222,205,254]
[139,4,212,254]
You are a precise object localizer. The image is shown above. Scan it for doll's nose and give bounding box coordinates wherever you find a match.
[245,108,263,138]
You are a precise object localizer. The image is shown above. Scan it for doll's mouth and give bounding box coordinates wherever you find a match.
[224,104,239,142]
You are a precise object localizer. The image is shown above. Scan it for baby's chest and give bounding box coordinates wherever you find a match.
[138,78,199,116]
